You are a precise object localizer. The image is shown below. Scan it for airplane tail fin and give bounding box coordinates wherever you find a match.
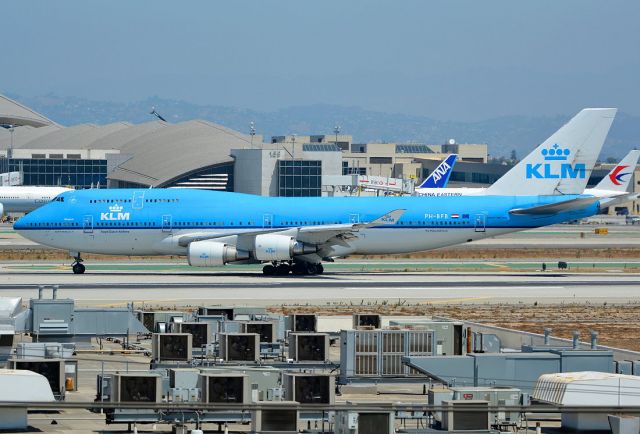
[486,108,617,196]
[418,154,458,188]
[594,150,640,192]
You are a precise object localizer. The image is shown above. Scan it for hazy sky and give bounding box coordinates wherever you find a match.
[2,1,639,120]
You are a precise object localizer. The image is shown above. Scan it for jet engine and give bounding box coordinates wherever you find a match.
[188,241,249,266]
[254,234,317,261]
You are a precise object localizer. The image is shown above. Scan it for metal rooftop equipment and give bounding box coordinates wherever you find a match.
[533,371,640,430]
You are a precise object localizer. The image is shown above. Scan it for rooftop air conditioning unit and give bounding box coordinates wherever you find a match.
[289,333,329,362]
[290,314,317,332]
[111,373,162,403]
[441,400,490,431]
[168,368,200,389]
[335,411,395,434]
[198,307,234,319]
[243,321,276,343]
[219,333,260,362]
[282,372,335,404]
[10,358,65,399]
[252,402,299,433]
[353,314,381,329]
[200,373,251,404]
[175,322,212,349]
[152,333,193,362]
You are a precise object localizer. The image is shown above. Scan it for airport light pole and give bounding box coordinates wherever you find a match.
[6,124,15,183]
[334,125,340,149]
[291,134,296,159]
[249,122,256,149]
[149,107,167,122]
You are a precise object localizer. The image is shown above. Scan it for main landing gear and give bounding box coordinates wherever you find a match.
[71,252,85,274]
[262,261,324,276]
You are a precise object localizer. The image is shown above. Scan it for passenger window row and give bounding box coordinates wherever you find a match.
[88,198,180,204]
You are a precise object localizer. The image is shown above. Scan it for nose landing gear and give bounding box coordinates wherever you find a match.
[70,252,85,274]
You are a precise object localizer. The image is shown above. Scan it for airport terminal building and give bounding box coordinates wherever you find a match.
[1,94,638,214]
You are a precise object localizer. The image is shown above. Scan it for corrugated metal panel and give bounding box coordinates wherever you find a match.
[355,355,377,376]
[352,330,434,377]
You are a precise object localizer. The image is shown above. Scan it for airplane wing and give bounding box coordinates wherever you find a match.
[295,209,405,246]
[177,209,406,248]
[509,197,599,215]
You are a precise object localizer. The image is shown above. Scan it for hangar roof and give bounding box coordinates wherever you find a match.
[0,94,260,187]
[109,120,255,187]
[0,94,57,128]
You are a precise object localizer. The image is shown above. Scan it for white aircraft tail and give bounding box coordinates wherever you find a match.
[594,150,640,192]
[486,108,617,196]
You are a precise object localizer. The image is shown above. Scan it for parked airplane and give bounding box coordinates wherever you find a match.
[13,108,615,276]
[416,154,457,190]
[416,149,639,208]
[0,186,72,217]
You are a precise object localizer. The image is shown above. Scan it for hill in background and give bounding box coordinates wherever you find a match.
[8,93,639,160]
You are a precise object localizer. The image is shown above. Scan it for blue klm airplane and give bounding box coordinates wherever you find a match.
[14,108,616,276]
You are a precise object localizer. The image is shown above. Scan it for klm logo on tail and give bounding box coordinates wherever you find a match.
[526,144,585,179]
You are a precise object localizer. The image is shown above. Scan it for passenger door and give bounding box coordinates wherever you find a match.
[474,214,486,232]
[132,191,145,210]
[83,215,93,233]
[263,213,273,228]
[161,214,172,233]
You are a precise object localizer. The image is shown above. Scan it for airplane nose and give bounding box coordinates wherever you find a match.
[13,215,28,231]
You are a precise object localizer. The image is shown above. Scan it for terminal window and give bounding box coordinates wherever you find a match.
[278,160,322,197]
[2,158,107,189]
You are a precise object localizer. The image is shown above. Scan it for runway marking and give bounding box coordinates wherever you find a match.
[341,286,566,291]
[419,296,492,304]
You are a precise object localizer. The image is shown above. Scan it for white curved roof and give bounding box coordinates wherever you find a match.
[109,119,255,187]
[0,369,55,401]
[0,94,262,187]
[0,94,57,128]
[533,371,640,406]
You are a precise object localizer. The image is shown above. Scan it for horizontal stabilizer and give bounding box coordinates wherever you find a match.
[509,197,599,215]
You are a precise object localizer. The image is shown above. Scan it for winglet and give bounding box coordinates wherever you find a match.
[509,197,599,215]
[359,209,406,228]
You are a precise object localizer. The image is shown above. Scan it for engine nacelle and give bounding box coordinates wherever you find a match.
[188,241,248,267]
[254,234,317,261]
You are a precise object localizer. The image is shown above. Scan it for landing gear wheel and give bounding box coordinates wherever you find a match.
[263,264,276,276]
[292,263,306,276]
[316,264,324,274]
[276,264,291,275]
[72,263,85,274]
[305,263,318,275]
